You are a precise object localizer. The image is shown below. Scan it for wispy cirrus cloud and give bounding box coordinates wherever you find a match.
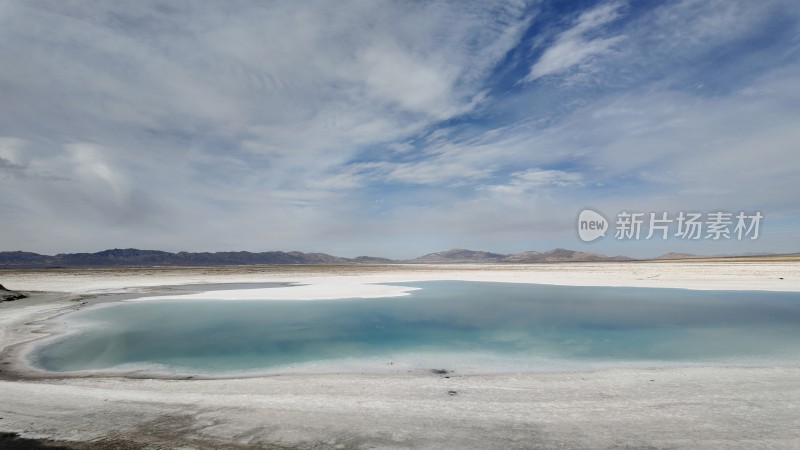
[0,0,537,254]
[1,0,799,258]
[526,1,626,82]
[483,169,584,195]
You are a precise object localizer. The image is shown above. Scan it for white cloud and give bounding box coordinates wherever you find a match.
[0,137,27,166]
[475,65,800,214]
[358,40,460,119]
[376,159,494,186]
[526,1,626,82]
[0,0,535,253]
[63,143,131,198]
[484,169,584,194]
[1,1,798,258]
[0,1,530,151]
[387,141,415,153]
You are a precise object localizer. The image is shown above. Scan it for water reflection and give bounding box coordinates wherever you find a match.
[32,281,800,373]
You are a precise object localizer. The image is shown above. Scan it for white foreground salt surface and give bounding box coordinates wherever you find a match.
[1,263,800,448]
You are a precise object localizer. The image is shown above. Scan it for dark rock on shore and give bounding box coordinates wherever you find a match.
[0,284,27,302]
[0,432,75,450]
[0,293,27,302]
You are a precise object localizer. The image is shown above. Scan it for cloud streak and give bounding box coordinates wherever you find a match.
[0,0,799,258]
[526,1,626,82]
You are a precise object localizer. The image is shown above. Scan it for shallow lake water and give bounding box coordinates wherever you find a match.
[31,281,800,375]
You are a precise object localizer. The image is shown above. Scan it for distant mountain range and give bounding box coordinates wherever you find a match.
[411,248,633,263]
[653,252,701,260]
[0,249,393,268]
[0,247,633,268]
[0,247,794,269]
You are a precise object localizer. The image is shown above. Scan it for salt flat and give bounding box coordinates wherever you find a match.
[1,263,799,449]
[1,261,799,297]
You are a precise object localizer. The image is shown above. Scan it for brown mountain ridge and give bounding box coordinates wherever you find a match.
[411,248,633,263]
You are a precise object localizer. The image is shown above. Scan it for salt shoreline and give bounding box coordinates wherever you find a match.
[2,262,799,299]
[2,263,800,448]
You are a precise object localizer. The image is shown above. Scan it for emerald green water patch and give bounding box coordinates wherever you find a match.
[30,281,800,374]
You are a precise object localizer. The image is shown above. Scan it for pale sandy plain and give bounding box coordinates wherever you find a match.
[1,262,800,449]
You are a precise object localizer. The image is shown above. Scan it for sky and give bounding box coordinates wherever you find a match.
[1,0,799,259]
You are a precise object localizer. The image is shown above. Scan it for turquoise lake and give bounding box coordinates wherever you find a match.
[31,281,800,375]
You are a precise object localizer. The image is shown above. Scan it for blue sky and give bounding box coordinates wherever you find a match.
[1,0,799,258]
